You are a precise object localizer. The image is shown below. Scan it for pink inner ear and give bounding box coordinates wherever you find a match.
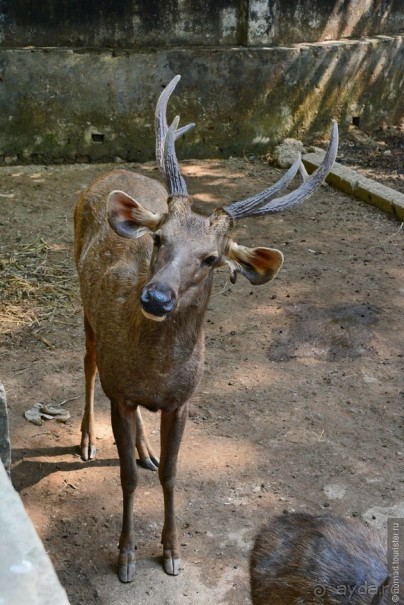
[108,191,138,222]
[118,200,136,221]
[252,248,283,273]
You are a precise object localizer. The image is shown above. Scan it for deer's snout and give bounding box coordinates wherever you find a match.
[140,284,177,321]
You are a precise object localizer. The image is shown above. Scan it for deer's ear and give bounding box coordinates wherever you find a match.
[224,240,284,285]
[107,190,165,239]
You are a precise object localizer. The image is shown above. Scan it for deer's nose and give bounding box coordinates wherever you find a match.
[140,285,177,319]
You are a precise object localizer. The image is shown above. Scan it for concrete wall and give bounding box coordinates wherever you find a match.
[0,0,244,48]
[247,0,404,45]
[0,1,403,163]
[2,0,403,47]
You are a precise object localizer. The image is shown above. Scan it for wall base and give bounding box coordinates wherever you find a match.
[1,36,402,164]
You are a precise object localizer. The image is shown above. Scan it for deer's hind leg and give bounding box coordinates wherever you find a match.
[80,314,97,461]
[135,408,159,471]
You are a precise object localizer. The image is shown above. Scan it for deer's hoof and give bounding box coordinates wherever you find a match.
[118,552,136,583]
[163,555,181,576]
[81,434,96,461]
[81,443,96,461]
[139,456,159,471]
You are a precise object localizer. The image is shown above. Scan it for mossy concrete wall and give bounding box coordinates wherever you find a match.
[2,0,403,47]
[0,1,403,163]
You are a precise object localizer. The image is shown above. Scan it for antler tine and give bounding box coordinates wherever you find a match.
[155,75,195,197]
[224,121,339,219]
[155,75,180,173]
[163,116,189,196]
[299,160,309,182]
[175,123,195,140]
[223,154,302,220]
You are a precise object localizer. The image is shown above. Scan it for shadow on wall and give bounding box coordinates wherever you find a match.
[249,37,403,146]
[248,0,402,45]
[324,0,399,41]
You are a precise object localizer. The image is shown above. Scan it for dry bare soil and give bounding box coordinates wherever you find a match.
[1,130,403,604]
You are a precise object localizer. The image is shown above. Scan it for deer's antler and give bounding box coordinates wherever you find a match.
[223,121,338,219]
[155,75,195,197]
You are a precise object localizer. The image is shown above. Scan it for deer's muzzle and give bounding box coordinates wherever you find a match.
[140,284,177,321]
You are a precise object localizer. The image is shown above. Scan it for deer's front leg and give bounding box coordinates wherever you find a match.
[159,403,188,576]
[111,402,138,583]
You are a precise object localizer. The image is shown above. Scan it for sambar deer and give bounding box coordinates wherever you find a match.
[250,513,390,605]
[74,75,338,582]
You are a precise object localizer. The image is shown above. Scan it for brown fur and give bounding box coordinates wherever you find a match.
[75,174,210,413]
[250,513,390,605]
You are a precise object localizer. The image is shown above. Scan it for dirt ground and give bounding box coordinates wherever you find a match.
[1,127,403,604]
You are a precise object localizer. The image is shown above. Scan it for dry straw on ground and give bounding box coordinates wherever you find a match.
[0,237,76,336]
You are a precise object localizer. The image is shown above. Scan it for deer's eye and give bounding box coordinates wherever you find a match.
[203,255,218,267]
[153,231,162,247]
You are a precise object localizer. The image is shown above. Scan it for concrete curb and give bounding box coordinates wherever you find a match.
[0,461,70,604]
[302,151,404,220]
[0,383,11,474]
[0,387,69,603]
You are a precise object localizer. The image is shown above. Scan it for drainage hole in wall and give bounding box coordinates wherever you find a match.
[92,133,105,143]
[352,116,360,128]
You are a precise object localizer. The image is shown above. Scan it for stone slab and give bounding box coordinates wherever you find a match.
[0,461,70,604]
[303,151,404,220]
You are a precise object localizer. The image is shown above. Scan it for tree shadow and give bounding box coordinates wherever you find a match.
[267,302,380,363]
[10,446,119,492]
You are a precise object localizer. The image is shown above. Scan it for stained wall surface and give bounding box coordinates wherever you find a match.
[0,1,403,163]
[2,0,403,47]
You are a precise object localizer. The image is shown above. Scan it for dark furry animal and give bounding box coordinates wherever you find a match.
[250,513,390,605]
